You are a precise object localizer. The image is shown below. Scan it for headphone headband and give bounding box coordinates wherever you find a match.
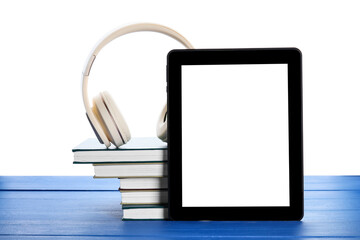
[83,23,194,76]
[82,23,194,147]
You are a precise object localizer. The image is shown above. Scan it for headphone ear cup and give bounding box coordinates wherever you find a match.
[101,91,131,145]
[93,93,124,147]
[156,104,167,142]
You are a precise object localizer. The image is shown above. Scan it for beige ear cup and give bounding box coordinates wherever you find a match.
[156,104,167,142]
[101,91,131,144]
[92,92,131,147]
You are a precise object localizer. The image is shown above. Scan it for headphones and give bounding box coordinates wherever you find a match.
[82,23,194,148]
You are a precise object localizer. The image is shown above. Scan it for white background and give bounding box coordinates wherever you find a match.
[182,65,290,206]
[0,0,359,175]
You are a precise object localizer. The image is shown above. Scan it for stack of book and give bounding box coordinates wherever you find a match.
[73,138,168,220]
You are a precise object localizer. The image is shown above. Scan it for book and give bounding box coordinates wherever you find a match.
[93,163,167,178]
[73,137,167,164]
[120,190,168,205]
[122,204,168,220]
[120,177,168,190]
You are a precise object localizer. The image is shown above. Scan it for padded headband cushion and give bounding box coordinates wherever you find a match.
[101,91,131,144]
[93,93,124,147]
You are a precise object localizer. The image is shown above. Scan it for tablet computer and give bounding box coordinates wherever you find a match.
[167,48,303,220]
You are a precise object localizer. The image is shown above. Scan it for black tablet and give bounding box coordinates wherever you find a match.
[167,48,303,221]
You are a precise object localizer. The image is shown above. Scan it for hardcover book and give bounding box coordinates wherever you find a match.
[122,204,168,220]
[120,189,168,205]
[120,177,168,190]
[73,137,167,164]
[93,162,167,178]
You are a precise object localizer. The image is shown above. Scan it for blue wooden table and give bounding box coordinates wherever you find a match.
[0,176,360,239]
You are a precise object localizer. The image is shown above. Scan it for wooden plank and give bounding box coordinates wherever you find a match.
[304,190,360,199]
[305,176,360,191]
[1,220,360,238]
[1,190,360,237]
[0,176,119,191]
[0,237,355,240]
[1,176,359,191]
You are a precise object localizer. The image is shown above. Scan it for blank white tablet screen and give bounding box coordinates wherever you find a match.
[182,64,289,207]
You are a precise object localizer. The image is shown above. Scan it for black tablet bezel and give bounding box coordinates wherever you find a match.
[167,48,303,221]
